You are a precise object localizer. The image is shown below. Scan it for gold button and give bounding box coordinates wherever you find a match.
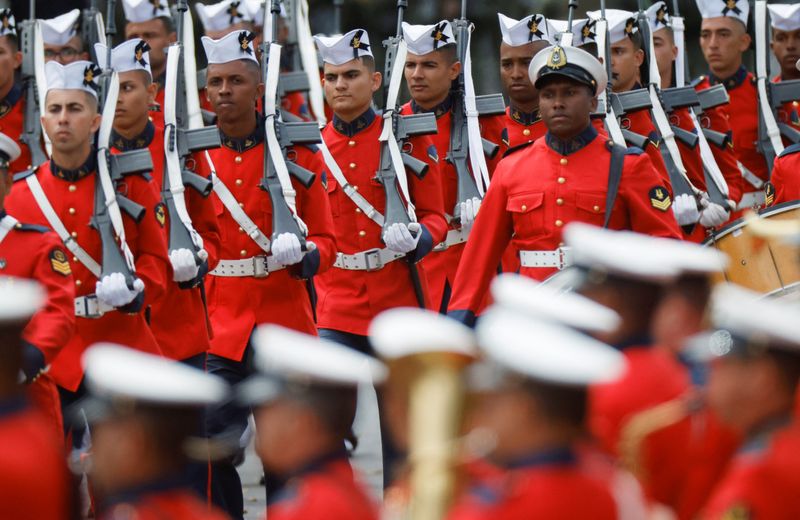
[794,101,799,107]
[348,140,356,147]
[560,158,568,165]
[68,185,77,192]
[358,230,366,237]
[72,256,78,263]
[523,128,531,136]
[355,208,362,213]
[593,205,601,212]
[556,198,564,206]
[235,156,243,164]
[70,231,78,238]
[238,227,244,233]
[75,280,81,287]
[238,202,244,209]
[349,162,356,169]
[235,179,243,186]
[521,204,527,211]
[557,177,566,184]
[68,207,76,215]
[240,249,247,257]
[555,219,563,227]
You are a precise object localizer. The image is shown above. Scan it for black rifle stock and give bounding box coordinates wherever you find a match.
[19,0,47,169]
[82,0,104,63]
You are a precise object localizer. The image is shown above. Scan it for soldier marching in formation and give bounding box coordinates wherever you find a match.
[1,0,800,519]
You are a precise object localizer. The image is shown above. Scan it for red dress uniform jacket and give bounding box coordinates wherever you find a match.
[111,121,221,361]
[0,84,33,174]
[6,158,168,391]
[701,420,800,520]
[206,124,336,361]
[316,110,447,336]
[773,75,800,137]
[0,211,75,434]
[446,448,617,520]
[447,127,681,322]
[504,105,546,148]
[282,91,311,121]
[696,68,769,186]
[99,481,230,520]
[266,456,378,520]
[0,397,72,520]
[400,98,504,310]
[621,106,674,190]
[769,143,800,205]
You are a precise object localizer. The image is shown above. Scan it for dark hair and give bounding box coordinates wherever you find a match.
[629,31,643,51]
[522,379,588,429]
[0,33,18,51]
[767,349,800,396]
[298,385,358,449]
[156,16,175,34]
[436,43,458,65]
[360,55,375,73]
[139,406,201,468]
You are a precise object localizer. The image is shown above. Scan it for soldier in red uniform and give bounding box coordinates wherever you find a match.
[0,132,74,439]
[769,142,800,204]
[447,45,680,325]
[768,5,800,135]
[495,13,552,148]
[0,13,33,175]
[80,343,230,520]
[243,325,383,520]
[40,10,90,65]
[200,30,336,518]
[693,284,800,519]
[401,20,505,312]
[446,308,623,519]
[696,0,767,209]
[96,38,221,366]
[5,60,168,429]
[0,278,74,520]
[122,0,176,123]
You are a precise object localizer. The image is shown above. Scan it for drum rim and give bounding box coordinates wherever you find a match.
[702,216,748,245]
[758,199,800,218]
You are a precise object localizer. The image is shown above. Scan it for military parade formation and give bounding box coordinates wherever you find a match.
[0,0,799,517]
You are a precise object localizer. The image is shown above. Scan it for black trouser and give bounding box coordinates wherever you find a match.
[58,382,88,451]
[317,328,401,488]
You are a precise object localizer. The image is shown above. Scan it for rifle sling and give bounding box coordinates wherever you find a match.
[603,145,626,229]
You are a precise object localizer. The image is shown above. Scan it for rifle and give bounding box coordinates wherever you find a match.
[161,0,222,286]
[261,0,321,251]
[332,0,343,34]
[285,0,327,125]
[92,0,153,307]
[19,0,48,168]
[449,0,505,222]
[81,0,106,63]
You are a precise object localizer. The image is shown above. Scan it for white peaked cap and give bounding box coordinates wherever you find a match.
[563,223,681,283]
[588,9,639,45]
[476,308,627,386]
[0,277,45,323]
[0,133,21,163]
[252,325,388,387]
[402,20,455,56]
[695,0,749,26]
[0,9,17,38]
[529,44,608,95]
[94,39,152,76]
[121,0,171,24]
[498,13,551,46]
[45,60,101,98]
[83,343,229,406]
[646,1,672,31]
[315,28,374,66]
[768,3,800,31]
[650,235,729,274]
[369,307,478,361]
[201,30,259,65]
[196,0,252,33]
[490,274,621,334]
[40,9,80,46]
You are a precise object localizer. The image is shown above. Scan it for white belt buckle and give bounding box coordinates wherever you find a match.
[363,248,384,272]
[557,247,573,270]
[252,256,270,278]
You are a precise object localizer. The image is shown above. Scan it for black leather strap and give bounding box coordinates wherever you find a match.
[604,145,626,228]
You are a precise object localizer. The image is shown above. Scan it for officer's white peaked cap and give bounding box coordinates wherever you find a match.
[0,277,44,323]
[315,28,374,66]
[369,307,478,360]
[0,132,21,163]
[529,44,607,95]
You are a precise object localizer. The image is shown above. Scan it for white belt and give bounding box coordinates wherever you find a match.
[74,295,113,319]
[433,227,469,252]
[737,191,766,211]
[210,256,286,278]
[333,248,406,271]
[519,247,573,270]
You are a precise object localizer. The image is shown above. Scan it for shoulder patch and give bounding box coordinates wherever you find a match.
[13,222,49,233]
[12,168,37,183]
[49,248,72,277]
[778,142,800,158]
[625,146,645,155]
[320,170,328,190]
[764,181,775,207]
[649,186,672,211]
[154,202,166,228]
[647,131,661,149]
[427,144,439,163]
[502,140,534,158]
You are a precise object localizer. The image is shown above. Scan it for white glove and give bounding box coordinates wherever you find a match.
[271,232,304,266]
[95,272,144,308]
[672,193,700,226]
[699,200,730,228]
[383,222,420,254]
[170,248,201,282]
[459,197,481,230]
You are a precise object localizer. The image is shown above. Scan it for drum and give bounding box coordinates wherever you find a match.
[758,200,800,295]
